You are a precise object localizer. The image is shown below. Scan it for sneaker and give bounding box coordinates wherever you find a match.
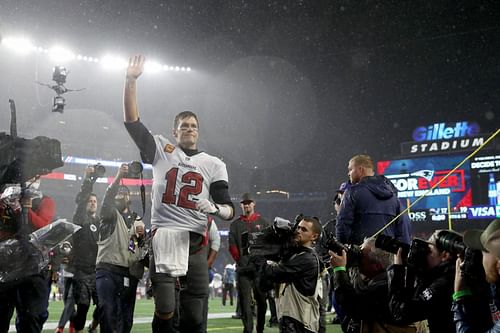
[231,314,242,319]
[87,324,97,333]
[55,328,64,333]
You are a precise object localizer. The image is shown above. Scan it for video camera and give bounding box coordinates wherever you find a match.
[0,134,63,185]
[0,100,63,186]
[247,215,299,262]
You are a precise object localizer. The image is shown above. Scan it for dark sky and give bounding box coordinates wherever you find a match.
[0,0,499,196]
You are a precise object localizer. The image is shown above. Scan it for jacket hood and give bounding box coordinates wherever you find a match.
[358,175,397,200]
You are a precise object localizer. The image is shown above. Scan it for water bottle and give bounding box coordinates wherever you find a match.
[488,173,497,206]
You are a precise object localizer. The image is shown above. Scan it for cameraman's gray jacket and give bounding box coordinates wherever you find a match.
[96,183,143,280]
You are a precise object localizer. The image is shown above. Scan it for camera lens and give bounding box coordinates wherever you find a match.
[128,161,143,175]
[94,164,105,177]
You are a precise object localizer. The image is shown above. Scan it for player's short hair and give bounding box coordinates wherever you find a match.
[350,154,374,170]
[88,193,98,200]
[302,216,322,236]
[173,111,199,129]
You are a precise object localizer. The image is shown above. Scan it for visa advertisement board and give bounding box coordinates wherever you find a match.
[467,154,500,219]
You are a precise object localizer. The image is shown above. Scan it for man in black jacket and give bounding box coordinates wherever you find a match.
[452,218,500,332]
[330,237,415,333]
[387,230,457,333]
[260,216,322,333]
[70,167,100,333]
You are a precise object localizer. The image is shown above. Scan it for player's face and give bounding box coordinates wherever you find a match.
[482,251,500,284]
[348,160,362,184]
[87,195,98,215]
[294,220,318,247]
[173,116,199,149]
[240,201,255,217]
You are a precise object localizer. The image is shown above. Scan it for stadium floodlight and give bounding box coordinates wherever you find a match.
[2,34,193,72]
[2,37,35,55]
[49,46,76,62]
[100,55,128,70]
[144,60,163,74]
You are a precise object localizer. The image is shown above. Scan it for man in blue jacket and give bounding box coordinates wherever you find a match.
[336,154,411,246]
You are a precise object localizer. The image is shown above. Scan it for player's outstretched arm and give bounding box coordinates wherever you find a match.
[124,55,145,123]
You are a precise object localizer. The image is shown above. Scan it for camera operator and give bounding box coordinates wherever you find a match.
[453,218,500,332]
[330,237,416,333]
[258,216,322,333]
[0,177,56,333]
[387,230,458,333]
[228,193,270,333]
[69,166,100,333]
[95,164,145,333]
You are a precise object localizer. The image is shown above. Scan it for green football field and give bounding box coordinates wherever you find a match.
[36,297,343,332]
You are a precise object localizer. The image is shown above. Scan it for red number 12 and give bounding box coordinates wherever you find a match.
[162,168,203,210]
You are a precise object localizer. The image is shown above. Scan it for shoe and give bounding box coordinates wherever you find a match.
[330,316,341,324]
[268,318,279,327]
[87,324,97,333]
[55,328,64,333]
[231,314,242,319]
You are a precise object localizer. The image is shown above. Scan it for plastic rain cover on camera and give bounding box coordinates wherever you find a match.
[0,219,81,283]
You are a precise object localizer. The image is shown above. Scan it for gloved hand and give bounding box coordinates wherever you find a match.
[196,199,218,214]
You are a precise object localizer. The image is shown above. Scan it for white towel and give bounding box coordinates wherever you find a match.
[153,228,190,277]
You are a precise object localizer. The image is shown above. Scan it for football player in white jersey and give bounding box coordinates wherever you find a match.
[123,54,235,333]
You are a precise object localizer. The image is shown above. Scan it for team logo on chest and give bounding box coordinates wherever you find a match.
[164,144,175,153]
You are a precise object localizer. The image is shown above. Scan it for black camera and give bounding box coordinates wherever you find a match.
[126,161,143,179]
[89,163,105,178]
[323,236,362,268]
[433,230,466,256]
[375,234,411,257]
[375,234,430,270]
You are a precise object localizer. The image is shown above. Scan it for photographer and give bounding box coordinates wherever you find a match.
[70,166,100,333]
[387,230,458,333]
[96,163,145,333]
[259,216,322,333]
[228,193,269,333]
[330,237,416,333]
[0,178,56,333]
[453,218,500,332]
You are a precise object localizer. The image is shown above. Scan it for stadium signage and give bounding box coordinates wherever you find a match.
[412,121,480,142]
[387,169,466,199]
[467,205,500,219]
[401,120,487,156]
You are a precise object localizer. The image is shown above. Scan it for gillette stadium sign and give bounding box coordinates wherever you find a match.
[401,121,487,156]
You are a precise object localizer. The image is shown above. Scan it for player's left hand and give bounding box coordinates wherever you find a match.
[196,199,218,214]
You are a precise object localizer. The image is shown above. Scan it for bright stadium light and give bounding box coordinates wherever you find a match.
[100,54,128,70]
[1,35,193,72]
[2,37,35,55]
[144,60,163,73]
[48,46,76,62]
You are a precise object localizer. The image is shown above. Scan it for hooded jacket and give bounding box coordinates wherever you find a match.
[336,175,411,246]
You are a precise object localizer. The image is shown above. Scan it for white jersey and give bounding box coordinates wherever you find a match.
[150,135,229,235]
